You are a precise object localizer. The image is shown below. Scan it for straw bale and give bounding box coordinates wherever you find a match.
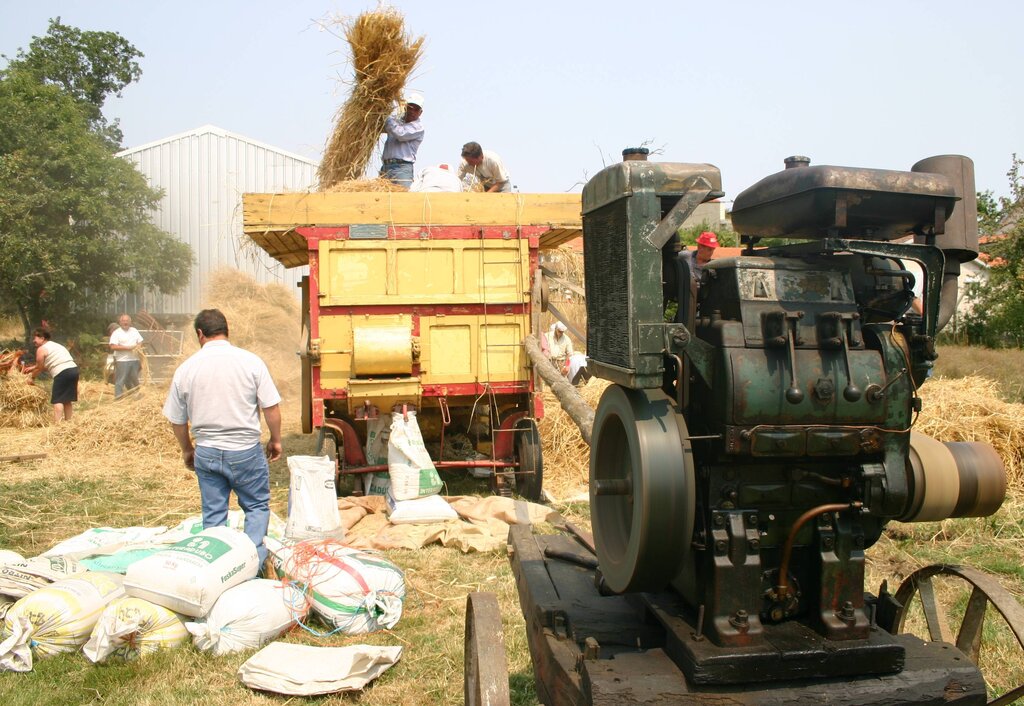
[916,375,1024,484]
[0,367,49,428]
[318,8,424,189]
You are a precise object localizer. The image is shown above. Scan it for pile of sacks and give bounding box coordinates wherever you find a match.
[0,505,407,681]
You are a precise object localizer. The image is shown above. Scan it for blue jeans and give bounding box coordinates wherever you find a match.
[381,161,414,188]
[114,360,141,397]
[194,443,271,566]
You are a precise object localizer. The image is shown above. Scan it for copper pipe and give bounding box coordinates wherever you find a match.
[775,501,863,599]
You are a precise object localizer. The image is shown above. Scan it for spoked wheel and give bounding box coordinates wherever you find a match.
[589,385,695,594]
[464,592,510,706]
[513,418,544,502]
[891,564,1024,705]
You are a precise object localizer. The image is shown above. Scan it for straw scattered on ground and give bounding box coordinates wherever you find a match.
[318,8,424,188]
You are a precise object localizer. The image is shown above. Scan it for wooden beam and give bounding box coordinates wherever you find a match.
[0,453,47,463]
[242,191,582,232]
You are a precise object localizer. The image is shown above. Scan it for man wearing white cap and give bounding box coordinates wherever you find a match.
[545,321,574,375]
[381,92,424,188]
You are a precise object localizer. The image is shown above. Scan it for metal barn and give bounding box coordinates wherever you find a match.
[115,124,318,321]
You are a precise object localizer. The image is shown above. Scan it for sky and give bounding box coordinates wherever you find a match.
[1,0,1022,205]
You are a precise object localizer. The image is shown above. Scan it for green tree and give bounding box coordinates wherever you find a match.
[0,20,192,346]
[962,155,1024,346]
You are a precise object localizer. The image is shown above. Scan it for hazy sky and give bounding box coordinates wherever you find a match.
[2,1,1022,204]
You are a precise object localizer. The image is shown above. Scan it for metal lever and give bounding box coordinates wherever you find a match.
[784,314,804,404]
[839,318,862,402]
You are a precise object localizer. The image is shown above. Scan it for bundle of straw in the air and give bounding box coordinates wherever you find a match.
[318,8,424,189]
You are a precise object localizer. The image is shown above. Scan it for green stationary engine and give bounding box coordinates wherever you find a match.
[582,152,1006,680]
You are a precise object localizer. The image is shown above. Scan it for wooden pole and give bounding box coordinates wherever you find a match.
[523,334,594,446]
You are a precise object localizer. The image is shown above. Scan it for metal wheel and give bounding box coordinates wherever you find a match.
[589,385,695,594]
[891,564,1024,705]
[464,592,510,706]
[514,418,544,502]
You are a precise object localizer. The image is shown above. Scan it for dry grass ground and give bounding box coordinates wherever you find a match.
[3,282,1024,704]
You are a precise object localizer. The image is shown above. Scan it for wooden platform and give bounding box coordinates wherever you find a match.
[242,191,583,267]
[508,524,988,705]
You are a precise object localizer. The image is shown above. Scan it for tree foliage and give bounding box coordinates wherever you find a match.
[0,20,192,345]
[961,154,1024,347]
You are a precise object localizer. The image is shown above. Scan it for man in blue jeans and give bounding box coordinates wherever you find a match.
[163,309,282,568]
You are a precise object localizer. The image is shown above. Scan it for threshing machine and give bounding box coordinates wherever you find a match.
[243,191,582,499]
[466,153,1024,705]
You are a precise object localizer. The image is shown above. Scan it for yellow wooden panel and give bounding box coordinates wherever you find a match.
[322,245,388,299]
[396,247,455,296]
[243,192,582,231]
[420,314,528,385]
[319,240,528,306]
[317,315,352,390]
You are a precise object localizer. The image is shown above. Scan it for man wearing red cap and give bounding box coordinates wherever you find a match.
[686,231,719,285]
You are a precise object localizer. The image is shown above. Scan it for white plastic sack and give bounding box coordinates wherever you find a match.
[238,642,402,695]
[0,555,85,599]
[385,490,458,525]
[0,550,25,566]
[285,456,344,541]
[268,538,405,634]
[123,526,259,618]
[0,572,125,672]
[387,411,443,501]
[42,526,168,560]
[186,579,303,656]
[83,596,188,663]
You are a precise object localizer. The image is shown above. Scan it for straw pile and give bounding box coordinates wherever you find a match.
[916,375,1024,484]
[202,268,302,400]
[538,378,608,501]
[324,177,408,193]
[318,8,424,189]
[0,367,49,428]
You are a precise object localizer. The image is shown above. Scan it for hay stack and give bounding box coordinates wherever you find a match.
[917,375,1024,485]
[202,268,302,400]
[539,379,609,501]
[318,8,424,189]
[324,177,408,193]
[0,367,49,428]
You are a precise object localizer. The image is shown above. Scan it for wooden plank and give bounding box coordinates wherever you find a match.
[0,453,46,462]
[242,191,582,231]
[540,228,583,250]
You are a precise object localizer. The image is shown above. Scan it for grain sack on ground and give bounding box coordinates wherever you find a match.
[0,556,85,599]
[388,410,442,500]
[238,642,403,696]
[0,572,125,672]
[123,527,259,618]
[267,538,405,635]
[187,579,303,656]
[285,456,344,541]
[83,596,188,663]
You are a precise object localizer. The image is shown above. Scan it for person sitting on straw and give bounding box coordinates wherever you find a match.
[380,92,424,188]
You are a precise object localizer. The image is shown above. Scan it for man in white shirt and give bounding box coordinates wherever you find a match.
[459,141,512,193]
[380,92,425,188]
[109,314,144,398]
[163,309,283,567]
[545,321,574,375]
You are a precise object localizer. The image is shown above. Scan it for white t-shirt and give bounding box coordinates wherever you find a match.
[109,326,144,362]
[38,341,77,377]
[546,331,574,364]
[163,339,281,451]
[410,166,463,192]
[458,151,511,192]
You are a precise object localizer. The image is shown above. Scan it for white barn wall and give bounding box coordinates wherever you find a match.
[115,125,317,321]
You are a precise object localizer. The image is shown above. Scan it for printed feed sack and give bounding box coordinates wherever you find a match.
[123,526,259,618]
[83,596,188,663]
[267,538,405,635]
[285,456,344,541]
[385,489,458,525]
[187,579,303,656]
[364,417,392,496]
[0,572,125,672]
[0,555,85,599]
[387,411,443,501]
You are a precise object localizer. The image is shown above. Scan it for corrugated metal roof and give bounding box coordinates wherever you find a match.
[114,125,318,319]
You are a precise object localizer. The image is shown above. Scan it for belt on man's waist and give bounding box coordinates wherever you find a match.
[383,159,413,165]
